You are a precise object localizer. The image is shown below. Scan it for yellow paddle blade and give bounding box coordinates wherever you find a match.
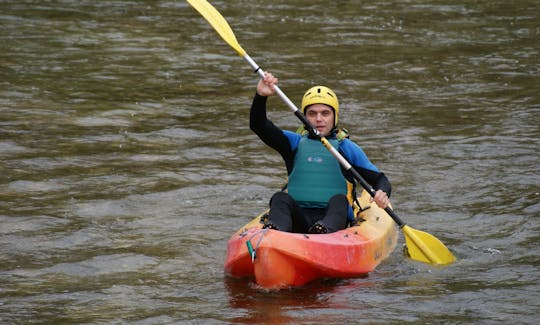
[187,0,246,57]
[402,225,456,265]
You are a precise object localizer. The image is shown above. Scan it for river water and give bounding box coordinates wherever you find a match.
[1,0,539,324]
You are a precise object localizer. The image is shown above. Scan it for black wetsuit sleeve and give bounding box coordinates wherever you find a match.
[250,93,295,173]
[355,168,392,197]
[345,166,391,197]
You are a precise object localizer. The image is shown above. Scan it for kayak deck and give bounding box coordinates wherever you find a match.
[224,190,398,289]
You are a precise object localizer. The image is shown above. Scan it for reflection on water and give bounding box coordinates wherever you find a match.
[225,277,376,324]
[1,0,539,323]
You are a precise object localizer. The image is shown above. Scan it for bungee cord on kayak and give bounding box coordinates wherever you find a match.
[245,228,269,263]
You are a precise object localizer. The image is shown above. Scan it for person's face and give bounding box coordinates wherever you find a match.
[305,104,335,137]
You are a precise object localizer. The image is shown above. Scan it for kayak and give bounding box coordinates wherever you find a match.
[224,190,398,289]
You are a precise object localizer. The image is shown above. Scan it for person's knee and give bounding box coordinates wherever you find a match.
[267,191,295,232]
[270,191,294,206]
[324,194,349,233]
[328,194,348,205]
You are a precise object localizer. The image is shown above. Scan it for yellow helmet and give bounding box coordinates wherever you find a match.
[301,85,340,126]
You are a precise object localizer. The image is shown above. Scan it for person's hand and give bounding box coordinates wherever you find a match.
[371,190,390,209]
[256,72,278,96]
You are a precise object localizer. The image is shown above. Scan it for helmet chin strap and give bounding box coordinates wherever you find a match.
[307,127,338,140]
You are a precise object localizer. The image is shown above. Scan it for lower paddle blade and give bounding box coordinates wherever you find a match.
[402,225,456,265]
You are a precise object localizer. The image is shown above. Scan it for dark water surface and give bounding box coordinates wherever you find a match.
[1,0,539,324]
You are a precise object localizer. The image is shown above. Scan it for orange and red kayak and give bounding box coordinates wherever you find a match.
[224,190,398,289]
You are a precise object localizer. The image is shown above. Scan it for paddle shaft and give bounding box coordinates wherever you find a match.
[244,55,309,127]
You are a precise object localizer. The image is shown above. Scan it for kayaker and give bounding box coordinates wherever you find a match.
[250,72,391,234]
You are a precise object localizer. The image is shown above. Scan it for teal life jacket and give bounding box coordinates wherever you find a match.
[287,136,348,208]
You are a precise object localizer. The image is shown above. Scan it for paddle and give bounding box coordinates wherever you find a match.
[186,0,456,265]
